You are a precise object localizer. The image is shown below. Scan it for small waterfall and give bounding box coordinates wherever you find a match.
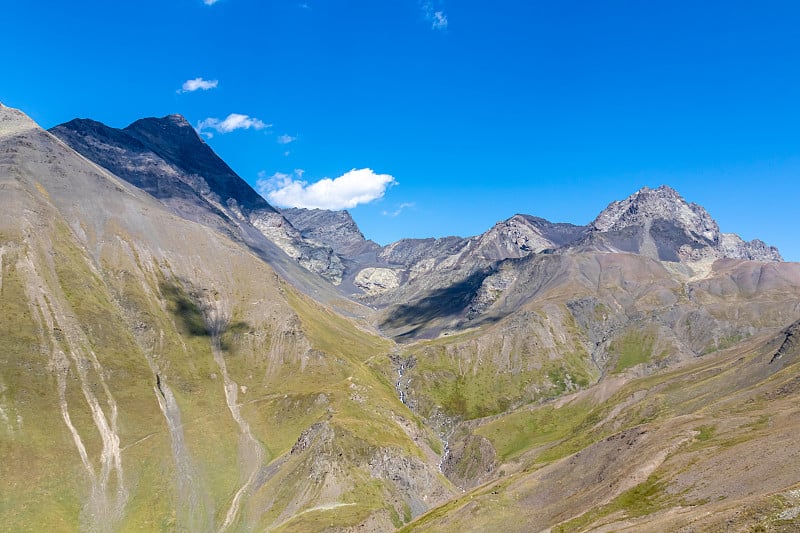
[396,362,406,405]
[390,353,415,407]
[438,436,451,474]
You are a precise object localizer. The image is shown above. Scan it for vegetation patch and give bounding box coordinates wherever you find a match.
[406,338,595,421]
[554,474,668,532]
[695,424,716,441]
[475,399,599,461]
[612,329,656,373]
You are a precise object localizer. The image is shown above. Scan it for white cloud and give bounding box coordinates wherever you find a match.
[431,11,448,29]
[420,1,448,30]
[204,0,220,5]
[382,202,416,217]
[180,77,218,93]
[196,113,271,138]
[257,168,397,210]
[277,134,297,145]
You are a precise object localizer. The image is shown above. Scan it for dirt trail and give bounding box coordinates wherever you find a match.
[266,503,356,531]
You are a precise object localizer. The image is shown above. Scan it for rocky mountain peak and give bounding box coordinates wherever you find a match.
[165,113,191,126]
[591,184,719,242]
[127,114,193,136]
[585,185,781,262]
[50,113,348,284]
[122,115,275,213]
[0,103,42,138]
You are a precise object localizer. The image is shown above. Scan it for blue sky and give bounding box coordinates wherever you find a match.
[2,1,799,260]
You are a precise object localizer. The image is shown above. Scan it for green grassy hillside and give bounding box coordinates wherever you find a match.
[0,109,453,532]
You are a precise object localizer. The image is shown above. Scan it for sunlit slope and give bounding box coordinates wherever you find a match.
[388,251,800,426]
[403,319,800,531]
[0,105,452,531]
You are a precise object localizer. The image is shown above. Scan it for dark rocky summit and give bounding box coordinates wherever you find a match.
[51,116,346,284]
[124,114,277,213]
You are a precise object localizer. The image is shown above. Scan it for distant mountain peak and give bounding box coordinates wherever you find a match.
[591,184,718,241]
[164,113,190,125]
[586,185,781,262]
[126,114,196,139]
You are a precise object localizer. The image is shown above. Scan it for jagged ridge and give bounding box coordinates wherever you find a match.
[51,116,348,284]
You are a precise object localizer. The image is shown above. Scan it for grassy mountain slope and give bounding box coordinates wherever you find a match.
[3,102,800,532]
[0,105,452,531]
[403,320,800,531]
[384,251,800,423]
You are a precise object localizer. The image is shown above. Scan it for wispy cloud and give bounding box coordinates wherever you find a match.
[203,0,220,5]
[277,134,297,145]
[382,202,415,217]
[420,1,448,30]
[196,113,270,138]
[431,11,448,29]
[257,168,397,210]
[179,77,218,93]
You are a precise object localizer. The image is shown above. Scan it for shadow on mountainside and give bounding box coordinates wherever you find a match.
[159,280,250,345]
[379,269,495,341]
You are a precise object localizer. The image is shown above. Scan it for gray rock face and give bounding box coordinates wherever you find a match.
[125,115,276,214]
[475,214,586,256]
[582,185,782,262]
[354,267,401,295]
[51,117,345,283]
[592,185,716,237]
[370,186,783,340]
[281,208,380,258]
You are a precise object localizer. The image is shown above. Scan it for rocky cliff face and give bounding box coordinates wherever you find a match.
[282,207,381,259]
[364,186,784,340]
[51,116,346,284]
[583,185,782,262]
[125,114,276,213]
[472,214,586,257]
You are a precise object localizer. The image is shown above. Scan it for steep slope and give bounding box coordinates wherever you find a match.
[384,251,800,426]
[1,104,453,531]
[124,115,273,213]
[50,116,346,284]
[402,319,800,532]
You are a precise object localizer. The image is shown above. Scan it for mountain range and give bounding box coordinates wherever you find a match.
[2,102,799,532]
